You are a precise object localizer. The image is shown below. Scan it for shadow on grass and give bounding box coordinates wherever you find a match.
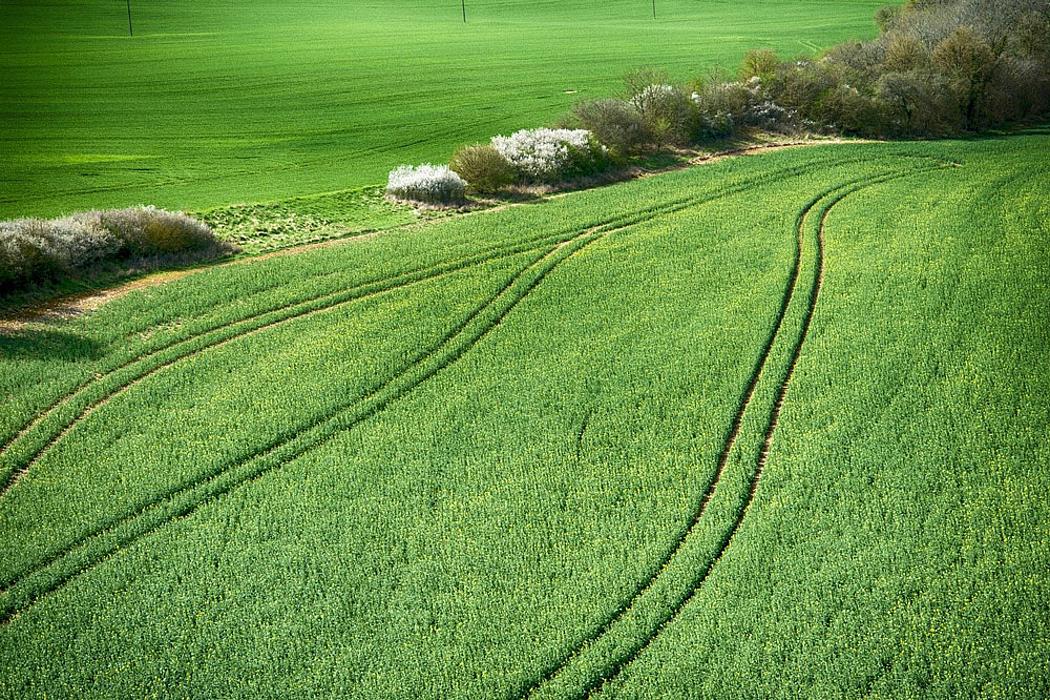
[0,328,103,361]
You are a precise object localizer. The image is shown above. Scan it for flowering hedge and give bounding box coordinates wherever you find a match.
[0,207,233,292]
[386,164,466,204]
[491,128,609,183]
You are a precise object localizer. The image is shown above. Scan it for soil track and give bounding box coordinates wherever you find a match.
[0,177,771,623]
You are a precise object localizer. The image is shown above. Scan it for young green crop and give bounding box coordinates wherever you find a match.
[0,0,886,219]
[0,135,1047,698]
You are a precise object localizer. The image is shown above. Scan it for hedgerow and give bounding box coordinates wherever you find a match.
[491,128,610,183]
[449,145,517,194]
[751,0,1050,136]
[386,163,466,204]
[0,207,234,293]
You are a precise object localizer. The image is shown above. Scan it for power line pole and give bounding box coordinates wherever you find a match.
[652,0,656,19]
[126,0,133,36]
[461,0,467,23]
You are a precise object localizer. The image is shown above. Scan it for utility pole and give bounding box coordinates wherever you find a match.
[126,0,133,36]
[461,0,467,23]
[652,0,656,19]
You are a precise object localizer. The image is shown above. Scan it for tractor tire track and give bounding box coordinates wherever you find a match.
[514,176,836,700]
[0,180,750,623]
[518,163,955,700]
[0,206,685,496]
[578,165,954,699]
[0,225,614,494]
[0,160,835,499]
[0,239,559,497]
[0,156,898,623]
[0,234,594,623]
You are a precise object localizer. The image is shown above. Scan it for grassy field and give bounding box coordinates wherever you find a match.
[0,0,887,219]
[0,132,1047,697]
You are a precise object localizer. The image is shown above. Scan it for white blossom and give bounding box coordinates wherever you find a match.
[491,128,603,181]
[386,163,465,203]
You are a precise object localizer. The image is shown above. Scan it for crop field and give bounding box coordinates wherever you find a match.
[1,133,1048,697]
[0,0,887,219]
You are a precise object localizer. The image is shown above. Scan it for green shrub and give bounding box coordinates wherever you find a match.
[100,206,223,255]
[875,5,901,33]
[740,49,780,83]
[932,27,996,128]
[0,208,233,293]
[571,99,650,155]
[882,34,928,73]
[629,84,697,146]
[449,144,516,193]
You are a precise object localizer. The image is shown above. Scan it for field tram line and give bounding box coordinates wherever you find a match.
[0,155,926,623]
[514,175,832,700]
[517,161,958,700]
[578,164,958,699]
[0,224,613,495]
[0,175,786,624]
[0,205,687,498]
[0,236,570,497]
[0,159,838,502]
[0,236,588,623]
[0,154,919,625]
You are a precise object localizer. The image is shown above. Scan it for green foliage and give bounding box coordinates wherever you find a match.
[450,145,517,193]
[629,84,697,146]
[932,27,996,128]
[874,4,901,33]
[571,100,650,156]
[740,49,780,83]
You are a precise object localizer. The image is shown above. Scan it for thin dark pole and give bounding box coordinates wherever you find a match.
[461,0,466,23]
[126,0,133,36]
[651,0,656,19]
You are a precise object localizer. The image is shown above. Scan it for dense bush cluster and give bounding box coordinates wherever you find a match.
[491,128,610,183]
[449,144,516,194]
[388,0,1046,203]
[743,0,1050,136]
[393,129,611,202]
[386,163,466,204]
[0,207,233,292]
[572,0,1048,144]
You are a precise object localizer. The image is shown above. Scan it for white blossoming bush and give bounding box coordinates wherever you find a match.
[386,163,466,204]
[491,128,609,183]
[630,84,678,113]
[0,208,232,292]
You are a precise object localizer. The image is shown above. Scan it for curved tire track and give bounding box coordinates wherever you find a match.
[0,160,837,499]
[0,175,774,623]
[519,164,955,700]
[0,235,592,623]
[0,156,911,624]
[0,225,624,497]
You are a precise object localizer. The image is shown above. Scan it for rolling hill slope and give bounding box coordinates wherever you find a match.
[1,133,1047,698]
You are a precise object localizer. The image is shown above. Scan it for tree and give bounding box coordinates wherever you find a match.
[740,49,779,82]
[875,5,901,32]
[932,27,996,128]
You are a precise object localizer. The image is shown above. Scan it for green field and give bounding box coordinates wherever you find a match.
[1,132,1048,697]
[0,0,887,219]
